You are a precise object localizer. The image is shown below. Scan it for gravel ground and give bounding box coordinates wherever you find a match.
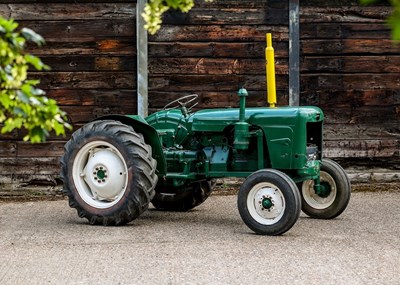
[0,192,399,285]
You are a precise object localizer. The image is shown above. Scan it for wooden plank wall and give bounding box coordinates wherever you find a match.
[300,1,400,181]
[0,0,398,196]
[148,0,290,111]
[0,0,137,195]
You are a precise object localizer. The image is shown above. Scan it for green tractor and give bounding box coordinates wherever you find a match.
[60,88,350,235]
[60,35,351,236]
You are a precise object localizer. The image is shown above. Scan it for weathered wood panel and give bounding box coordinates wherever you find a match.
[149,42,289,58]
[0,158,60,175]
[0,1,138,194]
[149,74,288,92]
[17,20,135,41]
[148,1,290,114]
[324,140,399,158]
[300,2,399,163]
[33,72,135,89]
[302,39,399,55]
[40,56,136,72]
[27,40,136,56]
[324,124,400,140]
[148,58,288,75]
[0,0,399,195]
[302,56,400,73]
[0,3,135,20]
[301,7,390,23]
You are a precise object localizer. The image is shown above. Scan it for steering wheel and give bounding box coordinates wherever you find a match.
[162,94,199,113]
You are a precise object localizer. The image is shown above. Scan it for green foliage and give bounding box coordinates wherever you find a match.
[143,0,213,34]
[0,17,71,143]
[360,0,400,40]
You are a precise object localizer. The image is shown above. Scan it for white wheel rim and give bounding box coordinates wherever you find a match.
[72,141,128,209]
[247,182,286,225]
[302,171,336,210]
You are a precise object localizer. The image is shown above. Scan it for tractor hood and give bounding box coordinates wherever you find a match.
[190,106,324,132]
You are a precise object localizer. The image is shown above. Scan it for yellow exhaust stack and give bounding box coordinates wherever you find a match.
[265,33,277,107]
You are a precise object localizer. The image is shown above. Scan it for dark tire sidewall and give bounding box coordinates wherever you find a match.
[61,120,156,224]
[238,169,301,235]
[300,159,351,219]
[66,134,136,217]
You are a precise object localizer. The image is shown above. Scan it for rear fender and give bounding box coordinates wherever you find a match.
[93,115,166,176]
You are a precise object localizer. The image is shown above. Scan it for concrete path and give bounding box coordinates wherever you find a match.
[0,192,399,285]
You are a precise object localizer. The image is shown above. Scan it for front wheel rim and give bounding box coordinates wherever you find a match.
[72,141,128,209]
[302,171,337,210]
[247,182,286,225]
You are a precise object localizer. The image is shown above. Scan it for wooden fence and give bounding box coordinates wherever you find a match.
[0,0,398,196]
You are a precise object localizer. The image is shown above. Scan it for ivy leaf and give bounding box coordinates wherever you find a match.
[21,27,45,46]
[24,54,49,71]
[0,92,12,108]
[13,106,27,117]
[16,90,29,104]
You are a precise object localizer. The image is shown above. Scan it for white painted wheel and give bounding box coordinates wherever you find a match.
[301,171,336,210]
[73,141,128,209]
[61,120,158,226]
[238,169,301,236]
[298,159,351,219]
[246,182,285,225]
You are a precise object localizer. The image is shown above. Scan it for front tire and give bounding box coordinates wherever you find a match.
[238,169,301,236]
[60,120,158,226]
[298,158,351,219]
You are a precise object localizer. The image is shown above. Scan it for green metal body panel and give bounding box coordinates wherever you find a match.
[96,100,324,191]
[145,105,324,187]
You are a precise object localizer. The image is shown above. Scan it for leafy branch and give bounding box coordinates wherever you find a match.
[0,17,71,143]
[142,0,214,35]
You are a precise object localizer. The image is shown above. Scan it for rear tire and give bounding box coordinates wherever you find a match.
[60,120,158,226]
[298,158,351,219]
[238,169,301,236]
[152,181,212,211]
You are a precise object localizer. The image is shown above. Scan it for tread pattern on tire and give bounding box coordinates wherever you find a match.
[60,120,158,226]
[237,169,301,236]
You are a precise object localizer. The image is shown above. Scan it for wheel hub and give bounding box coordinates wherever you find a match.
[252,186,285,221]
[94,166,107,182]
[83,148,127,201]
[302,171,337,210]
[316,182,331,198]
[262,197,273,209]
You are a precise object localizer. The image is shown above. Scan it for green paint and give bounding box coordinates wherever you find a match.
[96,169,106,180]
[262,198,274,209]
[316,182,332,198]
[100,89,325,190]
